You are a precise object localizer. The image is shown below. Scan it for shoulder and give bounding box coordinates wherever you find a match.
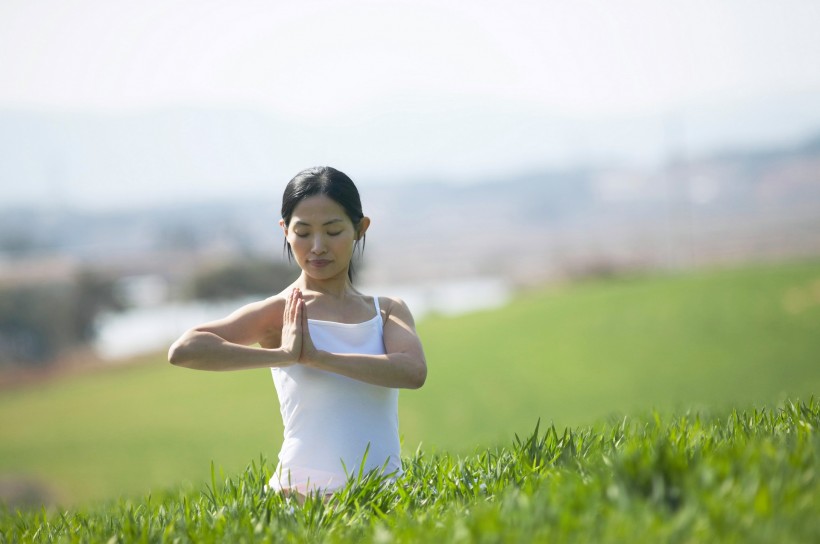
[378,295,409,311]
[237,292,287,316]
[221,292,287,329]
[231,291,290,347]
[378,296,417,325]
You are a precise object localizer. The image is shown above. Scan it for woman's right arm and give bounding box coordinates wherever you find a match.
[168,290,300,371]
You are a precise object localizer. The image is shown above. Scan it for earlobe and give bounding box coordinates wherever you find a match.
[357,217,371,240]
[279,219,288,236]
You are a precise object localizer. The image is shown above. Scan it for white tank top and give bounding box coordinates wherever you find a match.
[268,296,401,494]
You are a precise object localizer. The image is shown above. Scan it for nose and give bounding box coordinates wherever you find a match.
[310,234,326,255]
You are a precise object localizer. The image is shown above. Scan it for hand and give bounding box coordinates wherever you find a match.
[294,289,320,365]
[279,288,303,362]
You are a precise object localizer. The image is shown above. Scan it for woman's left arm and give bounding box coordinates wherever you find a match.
[299,297,427,389]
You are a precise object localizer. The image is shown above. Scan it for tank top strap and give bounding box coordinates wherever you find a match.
[373,296,383,335]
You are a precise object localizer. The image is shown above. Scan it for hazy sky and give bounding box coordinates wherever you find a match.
[3,0,820,116]
[2,0,820,206]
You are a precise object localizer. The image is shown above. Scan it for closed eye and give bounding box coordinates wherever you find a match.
[328,231,343,236]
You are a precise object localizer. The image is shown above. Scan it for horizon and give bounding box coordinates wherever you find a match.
[3,96,820,213]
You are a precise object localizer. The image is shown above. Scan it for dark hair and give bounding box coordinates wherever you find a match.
[281,166,366,281]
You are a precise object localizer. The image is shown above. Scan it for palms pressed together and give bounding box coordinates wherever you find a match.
[280,287,319,365]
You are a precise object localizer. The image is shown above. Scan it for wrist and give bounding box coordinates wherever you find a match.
[270,346,297,366]
[302,348,327,368]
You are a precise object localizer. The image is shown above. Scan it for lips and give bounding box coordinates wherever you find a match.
[309,259,332,268]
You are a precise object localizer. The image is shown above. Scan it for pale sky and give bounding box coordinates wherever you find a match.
[2,0,820,206]
[3,0,819,117]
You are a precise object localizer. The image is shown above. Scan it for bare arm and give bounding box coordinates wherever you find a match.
[299,295,427,389]
[168,289,302,371]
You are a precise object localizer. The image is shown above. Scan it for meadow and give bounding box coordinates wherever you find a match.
[3,398,818,542]
[0,258,819,514]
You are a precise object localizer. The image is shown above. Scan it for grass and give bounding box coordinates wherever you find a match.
[1,258,819,505]
[2,398,818,542]
[408,258,820,446]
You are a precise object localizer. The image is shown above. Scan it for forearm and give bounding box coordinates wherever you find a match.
[305,351,427,389]
[168,330,294,371]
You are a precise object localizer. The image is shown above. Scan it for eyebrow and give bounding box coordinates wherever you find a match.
[293,219,344,227]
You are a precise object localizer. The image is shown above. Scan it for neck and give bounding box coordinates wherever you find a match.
[296,272,355,298]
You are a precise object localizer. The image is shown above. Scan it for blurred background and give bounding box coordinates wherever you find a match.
[1,0,819,507]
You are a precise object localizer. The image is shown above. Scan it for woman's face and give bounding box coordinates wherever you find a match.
[280,194,369,281]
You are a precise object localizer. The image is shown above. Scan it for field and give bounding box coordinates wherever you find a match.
[1,258,819,516]
[3,399,819,541]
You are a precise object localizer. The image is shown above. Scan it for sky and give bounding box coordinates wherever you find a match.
[2,0,820,206]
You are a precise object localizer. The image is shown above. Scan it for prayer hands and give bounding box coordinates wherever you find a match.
[280,288,318,364]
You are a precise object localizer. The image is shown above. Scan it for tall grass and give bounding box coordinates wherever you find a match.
[3,398,818,542]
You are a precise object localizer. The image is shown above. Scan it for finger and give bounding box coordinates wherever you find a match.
[288,288,299,323]
[295,289,305,320]
[298,299,310,361]
[284,289,292,317]
[293,295,305,333]
[299,299,311,349]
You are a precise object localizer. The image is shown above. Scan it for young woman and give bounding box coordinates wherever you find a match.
[168,166,427,499]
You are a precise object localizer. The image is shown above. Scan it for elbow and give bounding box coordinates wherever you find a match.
[167,340,185,367]
[167,331,195,367]
[407,362,427,390]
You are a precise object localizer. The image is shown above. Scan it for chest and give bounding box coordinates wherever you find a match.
[304,296,380,324]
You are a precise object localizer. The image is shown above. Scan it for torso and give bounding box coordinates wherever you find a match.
[268,293,401,494]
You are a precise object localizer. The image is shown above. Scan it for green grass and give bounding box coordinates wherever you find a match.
[2,398,818,542]
[410,258,820,447]
[1,259,819,506]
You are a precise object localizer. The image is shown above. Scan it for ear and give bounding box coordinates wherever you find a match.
[279,218,288,236]
[356,217,371,240]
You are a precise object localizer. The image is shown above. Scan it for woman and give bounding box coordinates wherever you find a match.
[168,166,427,499]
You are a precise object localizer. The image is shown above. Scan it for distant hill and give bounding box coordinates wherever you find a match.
[1,106,819,285]
[3,92,820,210]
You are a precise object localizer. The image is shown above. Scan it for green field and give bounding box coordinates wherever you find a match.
[4,399,819,542]
[1,259,819,506]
